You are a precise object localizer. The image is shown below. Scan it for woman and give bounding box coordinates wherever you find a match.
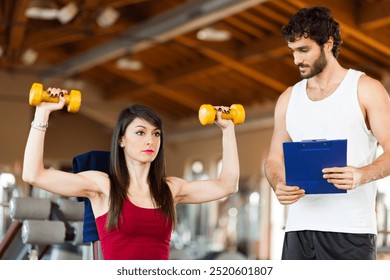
[22,87,240,260]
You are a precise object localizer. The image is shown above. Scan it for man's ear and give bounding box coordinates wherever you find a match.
[325,37,334,52]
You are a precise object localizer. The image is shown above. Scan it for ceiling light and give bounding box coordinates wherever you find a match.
[25,1,78,24]
[96,7,120,28]
[115,58,143,71]
[197,27,231,42]
[57,2,79,24]
[21,48,38,65]
[25,0,59,20]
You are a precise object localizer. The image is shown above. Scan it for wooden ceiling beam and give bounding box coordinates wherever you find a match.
[358,0,390,29]
[239,10,281,33]
[148,84,201,111]
[340,47,388,77]
[270,0,300,14]
[344,37,390,66]
[252,4,290,25]
[175,36,287,93]
[108,34,288,102]
[224,17,267,39]
[103,62,156,85]
[75,0,151,10]
[8,0,29,52]
[40,0,269,80]
[103,58,203,110]
[26,21,131,50]
[340,25,390,57]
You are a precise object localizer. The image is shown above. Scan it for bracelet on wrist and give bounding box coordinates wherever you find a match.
[31,120,48,131]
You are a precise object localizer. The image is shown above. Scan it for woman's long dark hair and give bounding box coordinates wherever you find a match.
[106,104,176,230]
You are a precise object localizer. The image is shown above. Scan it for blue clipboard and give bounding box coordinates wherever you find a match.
[283,139,347,194]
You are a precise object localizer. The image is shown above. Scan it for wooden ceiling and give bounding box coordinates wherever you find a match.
[1,0,390,130]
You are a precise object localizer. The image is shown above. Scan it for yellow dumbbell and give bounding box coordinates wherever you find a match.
[29,82,82,113]
[198,104,245,125]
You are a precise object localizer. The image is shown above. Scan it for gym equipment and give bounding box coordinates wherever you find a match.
[6,197,85,257]
[21,220,66,245]
[1,195,87,260]
[19,220,84,246]
[10,197,84,221]
[55,197,84,221]
[70,221,84,246]
[29,82,82,113]
[9,197,51,220]
[198,104,245,125]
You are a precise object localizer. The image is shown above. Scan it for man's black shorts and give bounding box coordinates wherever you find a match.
[282,230,377,260]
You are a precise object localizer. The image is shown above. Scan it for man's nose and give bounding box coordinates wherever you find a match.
[293,53,303,66]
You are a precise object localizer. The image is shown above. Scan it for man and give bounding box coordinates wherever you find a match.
[264,6,390,260]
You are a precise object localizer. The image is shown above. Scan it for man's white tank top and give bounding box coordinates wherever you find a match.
[285,69,378,234]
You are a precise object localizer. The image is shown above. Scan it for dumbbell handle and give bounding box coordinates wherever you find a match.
[39,92,72,104]
[219,110,236,120]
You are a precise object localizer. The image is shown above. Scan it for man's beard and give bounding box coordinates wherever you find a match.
[298,48,327,79]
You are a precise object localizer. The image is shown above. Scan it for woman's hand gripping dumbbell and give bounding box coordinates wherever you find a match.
[29,82,82,113]
[198,104,245,125]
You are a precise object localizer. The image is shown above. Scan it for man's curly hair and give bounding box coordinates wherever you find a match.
[281,6,343,58]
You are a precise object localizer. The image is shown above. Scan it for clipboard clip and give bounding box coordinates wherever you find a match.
[299,139,331,150]
[301,139,327,142]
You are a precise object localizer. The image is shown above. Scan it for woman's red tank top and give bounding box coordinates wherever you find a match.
[95,198,172,260]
